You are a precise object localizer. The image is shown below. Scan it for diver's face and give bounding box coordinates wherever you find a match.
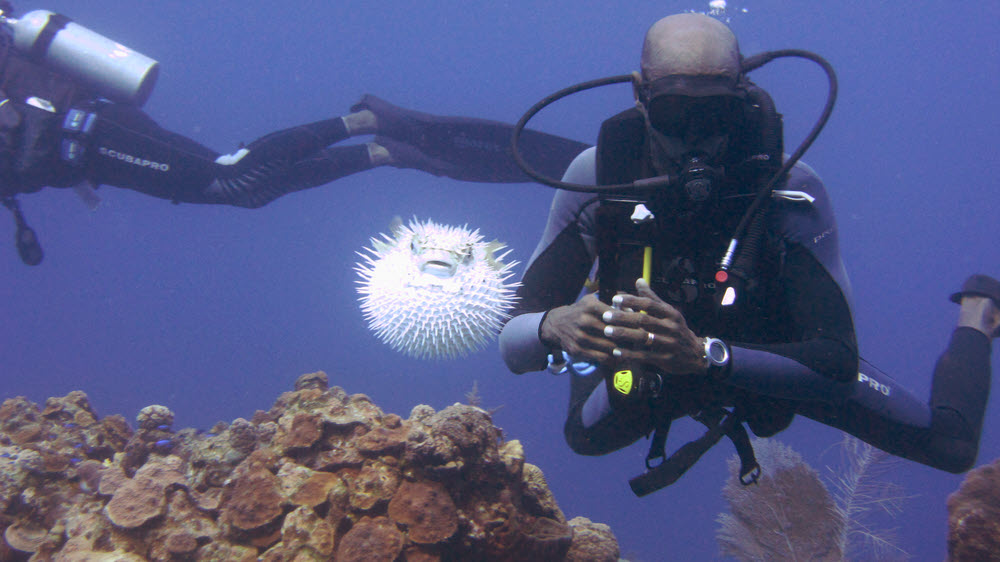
[646,95,743,144]
[643,94,744,214]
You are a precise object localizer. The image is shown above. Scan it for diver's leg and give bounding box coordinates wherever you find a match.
[88,103,378,207]
[86,103,222,202]
[199,142,379,209]
[795,276,998,473]
[350,94,589,183]
[564,367,651,456]
[240,118,353,164]
[925,275,1000,470]
[924,325,992,472]
[794,361,935,465]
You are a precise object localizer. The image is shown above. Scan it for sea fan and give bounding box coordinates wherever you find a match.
[716,438,845,561]
[355,218,519,360]
[828,435,910,561]
[716,436,910,561]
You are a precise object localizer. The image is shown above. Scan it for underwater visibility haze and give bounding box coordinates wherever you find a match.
[2,1,999,560]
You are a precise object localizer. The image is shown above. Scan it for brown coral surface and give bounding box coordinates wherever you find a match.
[948,457,1000,561]
[0,371,619,561]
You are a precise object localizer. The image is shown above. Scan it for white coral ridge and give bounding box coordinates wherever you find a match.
[356,218,520,360]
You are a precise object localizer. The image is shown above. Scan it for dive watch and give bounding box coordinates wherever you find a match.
[703,337,730,378]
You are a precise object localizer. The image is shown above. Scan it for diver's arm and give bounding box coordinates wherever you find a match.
[500,149,598,373]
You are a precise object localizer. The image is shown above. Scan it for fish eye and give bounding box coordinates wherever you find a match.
[411,236,424,252]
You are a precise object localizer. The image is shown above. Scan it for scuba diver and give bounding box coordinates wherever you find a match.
[499,13,1000,496]
[0,5,588,265]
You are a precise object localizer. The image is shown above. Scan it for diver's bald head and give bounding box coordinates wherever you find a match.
[640,14,741,82]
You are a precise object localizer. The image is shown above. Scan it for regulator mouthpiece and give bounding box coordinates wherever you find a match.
[678,155,719,203]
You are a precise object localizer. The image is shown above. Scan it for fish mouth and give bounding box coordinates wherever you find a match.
[421,259,458,279]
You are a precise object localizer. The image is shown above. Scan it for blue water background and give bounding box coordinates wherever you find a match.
[3,1,998,560]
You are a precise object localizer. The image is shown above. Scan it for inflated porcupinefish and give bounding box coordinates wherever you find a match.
[356,217,519,359]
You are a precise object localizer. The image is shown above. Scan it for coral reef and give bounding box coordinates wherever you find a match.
[947,456,1000,561]
[0,371,619,561]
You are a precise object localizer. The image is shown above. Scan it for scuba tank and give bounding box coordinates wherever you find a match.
[2,9,159,106]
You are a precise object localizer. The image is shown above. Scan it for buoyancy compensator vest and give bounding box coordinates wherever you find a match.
[591,79,799,495]
[0,6,158,264]
[593,79,784,308]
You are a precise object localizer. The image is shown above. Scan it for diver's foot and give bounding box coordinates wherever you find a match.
[350,94,427,144]
[374,137,455,177]
[365,142,391,166]
[951,274,1000,338]
[343,110,376,136]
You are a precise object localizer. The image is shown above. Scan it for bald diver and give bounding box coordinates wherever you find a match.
[499,12,1000,495]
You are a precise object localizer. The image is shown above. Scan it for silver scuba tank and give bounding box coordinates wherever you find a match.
[2,10,159,106]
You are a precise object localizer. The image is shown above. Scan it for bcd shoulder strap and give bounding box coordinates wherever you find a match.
[595,106,646,187]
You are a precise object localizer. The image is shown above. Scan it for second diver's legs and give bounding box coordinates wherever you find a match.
[88,104,382,208]
[200,117,381,208]
[349,94,590,183]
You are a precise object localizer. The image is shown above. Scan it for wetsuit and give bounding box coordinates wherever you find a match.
[0,51,588,209]
[499,147,992,474]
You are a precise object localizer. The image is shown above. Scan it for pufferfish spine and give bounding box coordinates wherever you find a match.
[355,218,520,360]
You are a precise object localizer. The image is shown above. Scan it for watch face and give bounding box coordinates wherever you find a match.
[707,339,729,365]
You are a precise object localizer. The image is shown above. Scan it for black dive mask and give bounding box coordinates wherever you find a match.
[640,94,743,212]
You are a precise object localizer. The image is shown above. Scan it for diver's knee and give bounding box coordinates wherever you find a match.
[564,429,613,456]
[929,407,980,473]
[563,418,610,456]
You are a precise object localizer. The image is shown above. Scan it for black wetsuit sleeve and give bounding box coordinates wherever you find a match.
[83,103,372,208]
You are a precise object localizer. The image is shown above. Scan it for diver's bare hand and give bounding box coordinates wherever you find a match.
[601,278,707,375]
[539,294,616,364]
